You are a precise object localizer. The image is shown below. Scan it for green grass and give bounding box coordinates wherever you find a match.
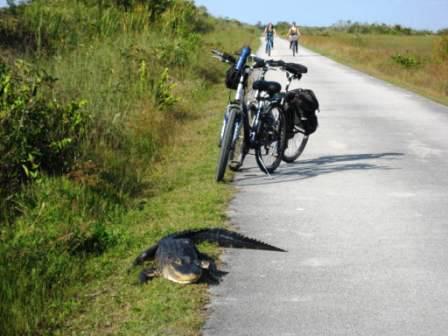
[55,90,234,335]
[0,1,259,334]
[301,32,448,106]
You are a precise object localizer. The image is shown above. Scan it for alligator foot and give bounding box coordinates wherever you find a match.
[200,258,228,284]
[139,267,157,283]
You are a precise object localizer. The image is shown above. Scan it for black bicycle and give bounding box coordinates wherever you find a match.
[212,47,252,181]
[246,59,309,164]
[212,48,287,179]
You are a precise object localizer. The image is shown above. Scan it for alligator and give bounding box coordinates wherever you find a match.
[131,228,286,284]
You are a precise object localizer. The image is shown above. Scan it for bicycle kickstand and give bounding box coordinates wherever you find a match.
[259,159,273,178]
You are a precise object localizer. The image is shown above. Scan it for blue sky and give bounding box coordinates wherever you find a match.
[1,0,446,31]
[194,0,448,31]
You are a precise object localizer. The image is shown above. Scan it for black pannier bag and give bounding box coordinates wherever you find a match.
[284,88,320,135]
[225,66,242,89]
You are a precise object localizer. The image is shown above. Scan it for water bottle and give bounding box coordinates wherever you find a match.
[235,47,251,71]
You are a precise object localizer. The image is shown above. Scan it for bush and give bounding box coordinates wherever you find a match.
[391,53,421,68]
[0,60,88,220]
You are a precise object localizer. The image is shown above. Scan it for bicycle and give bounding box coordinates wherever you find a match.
[244,59,311,170]
[252,59,309,163]
[212,47,251,181]
[212,48,286,179]
[289,35,299,56]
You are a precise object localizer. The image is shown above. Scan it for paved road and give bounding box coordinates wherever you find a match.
[203,38,448,336]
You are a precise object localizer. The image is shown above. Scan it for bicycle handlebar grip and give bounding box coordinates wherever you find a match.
[224,53,236,63]
[211,49,236,63]
[252,55,265,64]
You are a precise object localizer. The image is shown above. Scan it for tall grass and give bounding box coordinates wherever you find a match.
[0,0,259,335]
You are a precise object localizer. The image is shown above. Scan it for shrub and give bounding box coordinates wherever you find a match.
[391,53,421,68]
[0,60,88,220]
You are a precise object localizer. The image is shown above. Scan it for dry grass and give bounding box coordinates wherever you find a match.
[302,33,448,105]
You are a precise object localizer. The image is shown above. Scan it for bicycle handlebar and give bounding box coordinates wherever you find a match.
[211,49,308,76]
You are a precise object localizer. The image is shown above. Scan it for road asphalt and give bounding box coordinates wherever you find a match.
[203,38,448,336]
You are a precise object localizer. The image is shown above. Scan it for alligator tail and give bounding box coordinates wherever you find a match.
[175,228,286,252]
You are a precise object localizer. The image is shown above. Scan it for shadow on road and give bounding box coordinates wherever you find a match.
[234,152,404,186]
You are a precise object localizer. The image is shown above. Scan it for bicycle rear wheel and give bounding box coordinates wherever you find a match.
[255,105,286,174]
[283,127,308,162]
[216,107,238,181]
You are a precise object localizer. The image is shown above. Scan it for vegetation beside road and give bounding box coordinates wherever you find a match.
[298,23,448,105]
[0,1,258,335]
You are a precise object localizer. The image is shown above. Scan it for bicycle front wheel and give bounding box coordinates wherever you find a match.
[283,127,309,163]
[216,107,238,182]
[228,119,246,171]
[255,105,286,174]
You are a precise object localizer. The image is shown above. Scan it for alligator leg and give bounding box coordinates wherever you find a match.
[139,267,157,283]
[198,252,227,284]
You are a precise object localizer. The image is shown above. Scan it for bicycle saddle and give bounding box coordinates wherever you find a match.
[284,62,308,75]
[252,80,282,95]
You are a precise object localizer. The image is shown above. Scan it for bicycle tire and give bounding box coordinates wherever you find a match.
[255,105,286,174]
[283,129,309,163]
[216,107,237,181]
[228,119,246,171]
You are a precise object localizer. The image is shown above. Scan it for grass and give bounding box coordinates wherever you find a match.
[53,86,234,336]
[0,1,260,334]
[301,32,448,106]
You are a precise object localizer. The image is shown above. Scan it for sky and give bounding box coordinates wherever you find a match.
[0,0,446,31]
[193,0,448,32]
